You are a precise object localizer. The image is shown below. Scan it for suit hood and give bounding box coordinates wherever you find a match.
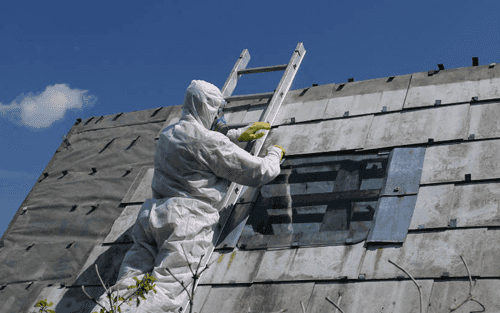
[181,80,225,130]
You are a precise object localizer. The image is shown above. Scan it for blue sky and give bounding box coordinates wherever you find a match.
[1,0,499,238]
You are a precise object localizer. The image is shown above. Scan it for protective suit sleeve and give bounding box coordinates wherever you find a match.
[199,135,282,188]
[225,124,251,144]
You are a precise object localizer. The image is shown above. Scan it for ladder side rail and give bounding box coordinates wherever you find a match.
[221,49,251,98]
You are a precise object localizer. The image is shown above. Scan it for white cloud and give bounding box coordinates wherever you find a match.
[0,84,97,129]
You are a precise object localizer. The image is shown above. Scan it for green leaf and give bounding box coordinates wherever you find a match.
[48,310,55,313]
[48,302,54,306]
[118,306,122,313]
[136,298,140,306]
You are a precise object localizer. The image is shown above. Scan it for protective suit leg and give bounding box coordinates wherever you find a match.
[91,198,219,313]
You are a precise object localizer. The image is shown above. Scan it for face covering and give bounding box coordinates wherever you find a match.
[210,100,228,135]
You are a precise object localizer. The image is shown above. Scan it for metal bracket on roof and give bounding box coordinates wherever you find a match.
[434,99,441,106]
[358,274,366,280]
[344,111,349,117]
[151,107,163,118]
[290,117,295,124]
[428,70,439,76]
[348,78,354,82]
[468,134,475,140]
[418,224,425,229]
[465,174,472,182]
[428,138,434,144]
[89,167,97,175]
[20,207,28,216]
[471,96,479,102]
[437,64,445,70]
[39,172,49,182]
[84,117,94,125]
[472,57,479,67]
[112,112,123,121]
[441,271,450,277]
[448,219,457,228]
[489,63,496,68]
[94,116,104,124]
[381,106,387,113]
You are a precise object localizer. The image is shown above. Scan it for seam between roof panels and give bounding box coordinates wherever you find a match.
[75,120,165,135]
[401,74,413,109]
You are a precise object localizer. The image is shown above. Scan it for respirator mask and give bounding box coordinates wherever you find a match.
[210,99,228,135]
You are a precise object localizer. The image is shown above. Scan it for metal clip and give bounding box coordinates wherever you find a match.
[434,99,441,105]
[449,219,457,228]
[344,111,349,117]
[381,106,387,113]
[465,174,471,182]
[471,96,478,102]
[468,134,475,140]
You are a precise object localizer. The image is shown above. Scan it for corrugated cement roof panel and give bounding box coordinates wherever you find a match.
[0,281,53,313]
[253,242,365,282]
[259,115,373,156]
[421,140,500,184]
[31,285,105,313]
[365,104,469,149]
[306,280,434,313]
[404,64,500,108]
[360,228,486,279]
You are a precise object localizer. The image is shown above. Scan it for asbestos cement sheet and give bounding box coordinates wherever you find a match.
[365,104,469,149]
[367,195,418,243]
[306,280,434,313]
[480,229,500,277]
[360,228,486,279]
[155,104,183,139]
[427,279,500,313]
[468,101,500,139]
[273,84,333,125]
[323,75,411,118]
[420,140,500,184]
[28,285,106,313]
[200,282,314,313]
[408,185,453,229]
[73,243,133,286]
[200,249,265,284]
[259,115,373,156]
[121,167,154,204]
[254,242,365,282]
[104,205,142,244]
[0,236,97,285]
[404,65,500,108]
[241,104,267,124]
[0,281,50,313]
[75,106,173,133]
[382,148,426,196]
[185,285,211,313]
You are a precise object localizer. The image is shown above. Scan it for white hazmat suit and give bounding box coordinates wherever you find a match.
[92,80,282,313]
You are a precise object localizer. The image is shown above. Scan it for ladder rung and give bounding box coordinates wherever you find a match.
[238,64,288,75]
[225,92,274,102]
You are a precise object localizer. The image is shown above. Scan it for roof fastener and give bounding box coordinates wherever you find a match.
[428,138,434,144]
[393,187,400,192]
[418,224,425,229]
[437,64,445,70]
[489,63,496,68]
[434,99,441,105]
[358,274,366,280]
[442,271,450,277]
[381,106,387,113]
[449,219,457,228]
[472,57,479,67]
[465,174,471,182]
[468,134,475,140]
[348,78,354,82]
[344,111,349,117]
[471,96,478,102]
[291,117,295,124]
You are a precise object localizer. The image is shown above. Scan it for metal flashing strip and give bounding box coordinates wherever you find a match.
[367,195,418,243]
[381,147,426,196]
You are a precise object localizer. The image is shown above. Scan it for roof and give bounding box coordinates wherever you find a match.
[1,62,500,312]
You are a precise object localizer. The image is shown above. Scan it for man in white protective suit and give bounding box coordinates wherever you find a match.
[91,80,285,313]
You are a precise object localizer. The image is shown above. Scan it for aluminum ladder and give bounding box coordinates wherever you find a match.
[181,42,306,313]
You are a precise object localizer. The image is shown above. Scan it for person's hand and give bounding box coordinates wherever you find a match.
[238,122,271,142]
[274,145,285,161]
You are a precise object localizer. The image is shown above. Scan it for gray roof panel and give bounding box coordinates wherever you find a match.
[200,282,315,313]
[404,65,500,108]
[468,101,500,139]
[254,242,365,282]
[104,205,142,244]
[259,115,373,156]
[361,228,486,279]
[480,229,500,277]
[427,279,500,313]
[121,167,154,204]
[200,250,265,284]
[421,140,500,184]
[365,104,469,149]
[306,280,434,313]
